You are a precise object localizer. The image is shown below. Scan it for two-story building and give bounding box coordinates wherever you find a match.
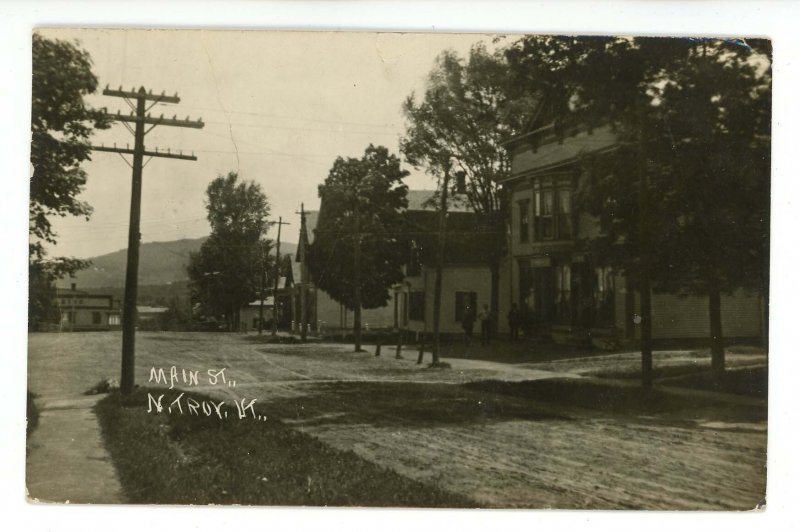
[501,112,765,347]
[56,284,121,331]
[395,189,509,338]
[294,188,508,340]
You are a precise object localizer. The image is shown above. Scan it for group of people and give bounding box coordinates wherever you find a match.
[461,303,526,346]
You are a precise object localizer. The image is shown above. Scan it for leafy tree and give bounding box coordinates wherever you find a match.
[308,145,409,347]
[187,172,272,331]
[158,296,192,332]
[29,34,109,326]
[506,36,771,380]
[401,43,532,332]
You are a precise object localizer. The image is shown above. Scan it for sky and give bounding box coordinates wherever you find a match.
[37,28,502,259]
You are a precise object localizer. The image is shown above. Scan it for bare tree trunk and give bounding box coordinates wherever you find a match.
[709,284,725,380]
[639,277,653,389]
[353,203,363,352]
[489,259,500,340]
[636,101,653,390]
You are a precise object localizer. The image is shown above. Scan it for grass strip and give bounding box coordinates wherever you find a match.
[590,365,766,399]
[464,378,757,415]
[95,387,476,507]
[661,366,767,398]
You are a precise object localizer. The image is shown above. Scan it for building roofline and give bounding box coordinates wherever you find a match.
[498,144,619,184]
[502,121,556,150]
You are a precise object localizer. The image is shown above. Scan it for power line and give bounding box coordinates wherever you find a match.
[58,215,208,231]
[197,118,401,136]
[160,102,403,130]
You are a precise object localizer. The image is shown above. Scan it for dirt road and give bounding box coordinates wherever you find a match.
[27,332,767,509]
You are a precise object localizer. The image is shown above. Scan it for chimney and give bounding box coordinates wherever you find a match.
[455,171,466,194]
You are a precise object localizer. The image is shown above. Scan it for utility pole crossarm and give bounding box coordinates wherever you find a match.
[91,145,198,161]
[102,113,205,129]
[103,86,180,104]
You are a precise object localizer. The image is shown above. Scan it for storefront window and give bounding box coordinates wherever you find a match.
[558,189,572,238]
[555,264,571,322]
[594,266,615,326]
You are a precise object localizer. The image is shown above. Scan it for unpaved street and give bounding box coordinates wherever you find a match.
[28,332,767,509]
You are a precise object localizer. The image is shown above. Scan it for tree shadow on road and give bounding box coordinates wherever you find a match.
[260,381,571,429]
[464,378,767,426]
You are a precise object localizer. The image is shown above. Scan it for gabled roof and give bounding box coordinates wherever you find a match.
[296,210,319,263]
[302,188,496,267]
[304,211,319,244]
[291,258,302,282]
[406,209,497,266]
[405,190,472,213]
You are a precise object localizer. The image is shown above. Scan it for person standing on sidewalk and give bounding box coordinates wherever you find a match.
[508,303,521,342]
[462,305,475,345]
[478,304,492,346]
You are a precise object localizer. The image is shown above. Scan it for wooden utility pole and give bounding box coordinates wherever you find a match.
[636,100,653,390]
[69,278,76,333]
[297,204,309,342]
[271,217,290,337]
[92,86,203,395]
[258,241,267,334]
[431,163,452,365]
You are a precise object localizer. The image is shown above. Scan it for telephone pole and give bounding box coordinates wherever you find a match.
[297,204,309,342]
[92,85,203,395]
[271,217,291,337]
[258,241,267,334]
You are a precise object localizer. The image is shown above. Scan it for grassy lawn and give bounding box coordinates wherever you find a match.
[95,388,476,507]
[661,366,767,398]
[592,365,767,398]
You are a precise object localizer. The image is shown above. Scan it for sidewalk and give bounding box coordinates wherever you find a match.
[26,393,125,504]
[394,336,614,365]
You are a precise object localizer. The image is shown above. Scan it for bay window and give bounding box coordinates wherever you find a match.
[531,173,573,241]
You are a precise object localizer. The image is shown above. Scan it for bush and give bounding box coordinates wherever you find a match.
[85,377,120,395]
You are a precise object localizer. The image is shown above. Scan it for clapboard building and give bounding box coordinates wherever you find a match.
[395,189,509,337]
[501,110,765,347]
[56,284,121,332]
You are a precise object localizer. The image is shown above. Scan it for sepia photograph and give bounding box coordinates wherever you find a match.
[25,27,770,511]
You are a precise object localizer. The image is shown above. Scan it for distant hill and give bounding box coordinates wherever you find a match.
[68,237,298,288]
[83,282,192,308]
